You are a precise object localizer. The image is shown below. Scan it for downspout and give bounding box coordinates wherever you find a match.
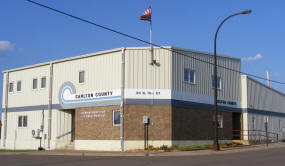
[120,48,126,151]
[48,63,53,149]
[3,72,9,148]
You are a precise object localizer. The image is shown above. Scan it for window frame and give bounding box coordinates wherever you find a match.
[23,116,28,127]
[113,110,121,126]
[9,81,14,93]
[18,115,28,127]
[17,80,22,92]
[184,68,196,84]
[18,116,23,127]
[32,78,38,90]
[40,76,47,89]
[212,75,222,89]
[252,116,256,129]
[78,70,85,84]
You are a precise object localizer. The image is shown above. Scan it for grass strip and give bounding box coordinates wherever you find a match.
[146,142,243,151]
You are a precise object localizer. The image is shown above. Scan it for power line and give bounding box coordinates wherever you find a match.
[26,0,285,85]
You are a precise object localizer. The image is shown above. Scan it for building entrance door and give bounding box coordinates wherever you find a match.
[232,112,242,139]
[56,109,75,143]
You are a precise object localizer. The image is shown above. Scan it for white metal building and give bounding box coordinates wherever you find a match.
[1,46,284,151]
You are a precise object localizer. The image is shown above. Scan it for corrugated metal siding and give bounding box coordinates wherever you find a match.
[4,110,50,149]
[56,110,73,140]
[6,65,50,108]
[247,77,285,113]
[125,48,171,89]
[52,50,122,104]
[247,113,285,140]
[172,48,241,101]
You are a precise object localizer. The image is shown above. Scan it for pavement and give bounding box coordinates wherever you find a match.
[1,142,285,157]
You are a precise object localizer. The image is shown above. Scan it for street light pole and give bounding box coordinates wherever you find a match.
[213,10,251,151]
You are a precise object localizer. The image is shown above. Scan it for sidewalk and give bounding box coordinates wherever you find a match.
[1,142,285,157]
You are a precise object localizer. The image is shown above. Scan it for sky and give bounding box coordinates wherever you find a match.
[1,0,285,119]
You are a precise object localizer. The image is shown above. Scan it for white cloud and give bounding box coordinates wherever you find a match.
[0,41,13,54]
[242,54,263,62]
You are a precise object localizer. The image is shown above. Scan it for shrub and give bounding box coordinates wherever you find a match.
[147,145,154,150]
[159,145,170,150]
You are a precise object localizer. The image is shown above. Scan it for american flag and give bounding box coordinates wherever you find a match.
[140,6,151,21]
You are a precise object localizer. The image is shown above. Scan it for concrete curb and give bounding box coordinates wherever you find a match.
[1,142,284,157]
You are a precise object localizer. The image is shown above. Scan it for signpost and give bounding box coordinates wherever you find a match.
[143,116,149,150]
[264,117,269,147]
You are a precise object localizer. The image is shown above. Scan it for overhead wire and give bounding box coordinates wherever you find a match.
[26,0,285,85]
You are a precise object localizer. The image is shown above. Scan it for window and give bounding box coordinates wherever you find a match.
[212,76,221,89]
[79,71,85,83]
[32,78,38,89]
[279,120,282,131]
[217,115,223,128]
[113,110,120,126]
[17,81,22,92]
[18,116,27,127]
[252,117,256,129]
[184,69,195,84]
[9,82,14,92]
[41,77,46,89]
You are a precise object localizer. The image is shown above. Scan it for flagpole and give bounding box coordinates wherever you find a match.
[140,5,153,65]
[150,19,153,65]
[149,5,154,65]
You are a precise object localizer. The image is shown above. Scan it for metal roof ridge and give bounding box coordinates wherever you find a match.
[246,75,285,97]
[171,46,241,61]
[3,46,240,73]
[2,47,124,73]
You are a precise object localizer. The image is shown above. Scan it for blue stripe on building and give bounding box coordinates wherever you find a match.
[3,99,285,117]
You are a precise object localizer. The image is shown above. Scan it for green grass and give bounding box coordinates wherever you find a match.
[0,149,37,152]
[146,142,243,151]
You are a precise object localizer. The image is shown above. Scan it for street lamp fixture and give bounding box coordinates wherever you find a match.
[213,9,251,151]
[240,10,252,14]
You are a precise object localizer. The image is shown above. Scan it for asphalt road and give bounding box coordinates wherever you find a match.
[1,147,285,166]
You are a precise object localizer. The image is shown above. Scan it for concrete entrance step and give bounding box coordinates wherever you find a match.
[64,142,75,150]
[232,140,250,145]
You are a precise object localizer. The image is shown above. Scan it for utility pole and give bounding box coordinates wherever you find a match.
[213,10,251,151]
[267,71,270,88]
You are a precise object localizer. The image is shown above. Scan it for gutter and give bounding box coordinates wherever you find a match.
[3,72,9,148]
[120,48,126,151]
[48,63,53,149]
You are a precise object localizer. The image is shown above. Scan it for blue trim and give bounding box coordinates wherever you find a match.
[2,104,59,112]
[58,81,76,109]
[124,99,242,113]
[61,87,72,103]
[2,101,120,112]
[171,100,242,112]
[247,108,285,117]
[124,99,172,105]
[3,99,285,117]
[63,95,121,103]
[60,99,121,110]
[52,104,62,109]
[58,82,121,109]
[61,87,121,103]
